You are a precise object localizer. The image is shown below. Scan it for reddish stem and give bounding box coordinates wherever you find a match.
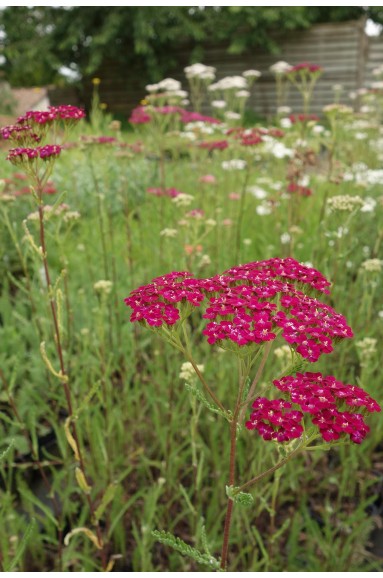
[36,180,107,569]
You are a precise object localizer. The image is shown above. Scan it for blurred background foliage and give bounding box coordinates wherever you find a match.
[0,7,382,87]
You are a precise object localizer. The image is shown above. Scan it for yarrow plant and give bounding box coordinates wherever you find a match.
[125,257,380,569]
[286,62,323,114]
[1,105,114,570]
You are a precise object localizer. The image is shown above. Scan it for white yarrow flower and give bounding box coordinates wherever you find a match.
[243,69,261,78]
[222,159,247,171]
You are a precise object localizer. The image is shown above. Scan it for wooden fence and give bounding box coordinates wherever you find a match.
[49,18,383,119]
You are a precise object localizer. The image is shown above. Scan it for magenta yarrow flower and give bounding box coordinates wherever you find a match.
[129,106,152,124]
[180,110,220,124]
[17,105,85,126]
[289,113,320,124]
[6,147,39,164]
[245,371,380,445]
[129,105,221,126]
[289,62,322,74]
[268,371,380,444]
[39,145,62,159]
[186,209,205,219]
[0,124,41,144]
[6,145,62,165]
[125,258,352,362]
[198,140,228,151]
[147,187,183,198]
[287,183,312,197]
[246,398,304,442]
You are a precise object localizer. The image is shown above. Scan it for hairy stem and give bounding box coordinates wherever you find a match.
[220,359,249,570]
[36,175,107,570]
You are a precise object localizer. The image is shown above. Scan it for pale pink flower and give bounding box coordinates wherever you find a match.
[199,174,216,184]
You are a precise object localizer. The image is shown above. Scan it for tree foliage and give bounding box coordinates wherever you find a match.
[0,7,378,87]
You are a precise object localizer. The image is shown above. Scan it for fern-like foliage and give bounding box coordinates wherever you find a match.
[185,384,232,422]
[152,530,221,570]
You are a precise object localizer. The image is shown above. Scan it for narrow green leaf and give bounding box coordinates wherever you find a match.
[18,484,58,527]
[6,518,36,571]
[95,482,118,521]
[0,439,14,461]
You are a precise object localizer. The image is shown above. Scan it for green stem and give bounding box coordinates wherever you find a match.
[236,436,317,494]
[239,341,273,422]
[35,174,108,570]
[181,323,227,414]
[234,167,250,263]
[220,359,249,570]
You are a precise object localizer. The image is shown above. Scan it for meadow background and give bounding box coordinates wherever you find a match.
[0,6,383,573]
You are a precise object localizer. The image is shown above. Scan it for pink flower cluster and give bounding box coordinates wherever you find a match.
[226,127,284,146]
[289,62,322,74]
[125,258,352,362]
[180,110,220,124]
[289,114,320,124]
[287,183,312,197]
[39,145,62,159]
[272,372,380,444]
[129,106,152,124]
[2,105,84,166]
[147,187,183,198]
[7,145,62,164]
[125,271,206,327]
[17,105,85,125]
[246,398,304,442]
[0,124,40,143]
[81,136,118,145]
[198,140,228,151]
[129,105,220,126]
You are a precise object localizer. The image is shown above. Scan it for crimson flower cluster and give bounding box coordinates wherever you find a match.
[81,136,118,145]
[289,62,323,74]
[289,114,320,124]
[147,187,183,198]
[246,371,380,445]
[226,126,285,147]
[246,398,304,442]
[198,140,229,151]
[2,105,85,167]
[0,124,40,144]
[17,105,85,125]
[126,259,379,446]
[6,145,62,164]
[129,105,220,126]
[287,183,312,197]
[125,258,352,362]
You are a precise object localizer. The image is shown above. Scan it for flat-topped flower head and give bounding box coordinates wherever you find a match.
[289,62,323,75]
[0,124,41,145]
[124,271,206,328]
[184,63,216,81]
[17,105,85,126]
[246,398,304,442]
[125,258,352,362]
[6,147,39,165]
[243,69,261,79]
[129,106,152,125]
[6,145,62,165]
[39,145,62,159]
[271,371,380,444]
[198,140,228,151]
[270,61,292,75]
